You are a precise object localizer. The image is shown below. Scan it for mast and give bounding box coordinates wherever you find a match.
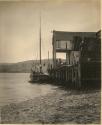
[39,11,42,72]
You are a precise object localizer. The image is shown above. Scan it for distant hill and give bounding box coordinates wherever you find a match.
[0,59,53,73]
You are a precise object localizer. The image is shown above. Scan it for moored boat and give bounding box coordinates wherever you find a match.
[29,12,49,83]
[30,71,49,83]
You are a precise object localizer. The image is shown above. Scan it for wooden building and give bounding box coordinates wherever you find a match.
[48,30,101,88]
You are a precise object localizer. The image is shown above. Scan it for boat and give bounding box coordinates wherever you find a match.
[29,12,49,83]
[30,71,49,83]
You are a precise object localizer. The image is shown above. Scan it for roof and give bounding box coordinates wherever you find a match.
[53,30,96,41]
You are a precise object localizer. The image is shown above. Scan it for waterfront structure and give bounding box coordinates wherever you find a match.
[49,30,101,88]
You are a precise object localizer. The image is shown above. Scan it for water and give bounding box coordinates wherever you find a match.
[0,73,57,107]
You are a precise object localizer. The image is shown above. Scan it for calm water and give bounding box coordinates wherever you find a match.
[0,73,57,107]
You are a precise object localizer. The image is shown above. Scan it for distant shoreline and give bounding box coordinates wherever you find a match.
[0,72,30,73]
[0,59,53,73]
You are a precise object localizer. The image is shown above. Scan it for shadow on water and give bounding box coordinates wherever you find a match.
[29,79,101,95]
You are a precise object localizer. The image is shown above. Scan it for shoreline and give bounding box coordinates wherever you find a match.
[1,89,101,124]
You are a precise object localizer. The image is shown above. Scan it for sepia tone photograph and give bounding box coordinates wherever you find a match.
[0,0,101,124]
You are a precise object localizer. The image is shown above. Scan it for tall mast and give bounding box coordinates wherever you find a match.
[39,11,42,72]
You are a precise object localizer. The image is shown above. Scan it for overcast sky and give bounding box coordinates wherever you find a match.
[0,0,100,63]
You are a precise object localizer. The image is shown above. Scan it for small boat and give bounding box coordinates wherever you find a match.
[29,12,49,83]
[30,71,49,83]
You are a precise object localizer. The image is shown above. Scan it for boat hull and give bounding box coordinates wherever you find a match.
[29,73,49,83]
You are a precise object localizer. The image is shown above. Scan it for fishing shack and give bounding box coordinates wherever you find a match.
[48,30,101,88]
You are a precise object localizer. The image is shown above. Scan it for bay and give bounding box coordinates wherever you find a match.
[0,73,57,107]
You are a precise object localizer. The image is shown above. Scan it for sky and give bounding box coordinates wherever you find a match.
[0,0,100,63]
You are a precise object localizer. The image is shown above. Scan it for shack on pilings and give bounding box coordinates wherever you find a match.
[48,30,101,89]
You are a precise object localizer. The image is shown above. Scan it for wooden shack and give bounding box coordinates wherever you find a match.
[48,30,101,88]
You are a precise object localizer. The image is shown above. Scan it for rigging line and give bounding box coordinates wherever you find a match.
[36,52,38,64]
[40,12,44,63]
[32,48,35,68]
[41,11,46,62]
